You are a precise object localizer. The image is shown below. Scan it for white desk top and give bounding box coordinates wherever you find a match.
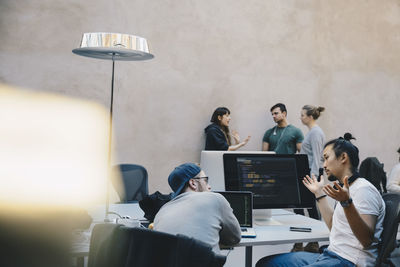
[72,208,329,257]
[238,214,330,247]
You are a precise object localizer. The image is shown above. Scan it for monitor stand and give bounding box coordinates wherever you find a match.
[253,209,282,226]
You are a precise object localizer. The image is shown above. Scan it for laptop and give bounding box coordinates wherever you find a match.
[216,191,256,238]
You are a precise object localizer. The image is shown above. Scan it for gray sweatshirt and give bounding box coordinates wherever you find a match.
[153,191,241,254]
[300,125,325,176]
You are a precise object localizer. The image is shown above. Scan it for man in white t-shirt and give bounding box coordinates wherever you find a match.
[387,147,400,194]
[256,135,385,267]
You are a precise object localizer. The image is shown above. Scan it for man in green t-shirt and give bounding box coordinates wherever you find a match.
[262,103,308,252]
[262,103,304,154]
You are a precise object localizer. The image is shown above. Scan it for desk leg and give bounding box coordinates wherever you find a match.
[245,246,252,267]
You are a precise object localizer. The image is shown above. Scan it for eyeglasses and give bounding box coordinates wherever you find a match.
[192,176,209,183]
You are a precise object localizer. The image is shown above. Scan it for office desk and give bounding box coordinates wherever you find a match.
[88,202,145,222]
[72,207,329,267]
[237,214,330,267]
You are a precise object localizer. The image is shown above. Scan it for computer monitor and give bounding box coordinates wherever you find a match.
[200,151,275,191]
[223,153,314,209]
[215,191,253,228]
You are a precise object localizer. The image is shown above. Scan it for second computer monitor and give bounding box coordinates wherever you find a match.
[223,153,315,209]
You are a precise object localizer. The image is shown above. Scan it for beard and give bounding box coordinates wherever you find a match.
[328,174,338,182]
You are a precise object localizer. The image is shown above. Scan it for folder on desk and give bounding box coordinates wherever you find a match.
[217,191,256,238]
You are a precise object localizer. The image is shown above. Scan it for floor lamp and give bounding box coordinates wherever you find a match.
[72,32,154,221]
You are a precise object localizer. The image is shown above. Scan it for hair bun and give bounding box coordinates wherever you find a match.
[343,132,356,141]
[317,107,325,113]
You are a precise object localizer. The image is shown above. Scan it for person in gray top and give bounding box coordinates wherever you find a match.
[153,163,241,254]
[387,147,400,194]
[300,105,326,177]
[293,105,326,252]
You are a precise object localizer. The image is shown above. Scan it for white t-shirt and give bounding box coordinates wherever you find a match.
[387,163,400,194]
[328,178,385,266]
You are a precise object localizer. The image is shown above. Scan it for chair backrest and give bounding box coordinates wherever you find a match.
[113,164,149,202]
[375,193,400,266]
[88,223,226,267]
[139,191,173,222]
[360,157,387,194]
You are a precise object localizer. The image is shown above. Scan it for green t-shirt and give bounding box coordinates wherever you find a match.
[262,124,304,154]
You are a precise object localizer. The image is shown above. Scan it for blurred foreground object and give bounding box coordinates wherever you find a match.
[0,83,114,267]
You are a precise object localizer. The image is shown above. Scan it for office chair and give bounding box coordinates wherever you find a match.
[360,157,387,194]
[113,164,149,202]
[375,193,400,267]
[88,223,226,267]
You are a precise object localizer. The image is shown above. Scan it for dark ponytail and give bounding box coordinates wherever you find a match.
[343,132,356,142]
[324,132,359,173]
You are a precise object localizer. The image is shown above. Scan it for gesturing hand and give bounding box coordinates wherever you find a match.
[231,130,240,144]
[302,174,324,196]
[242,135,251,145]
[323,176,350,202]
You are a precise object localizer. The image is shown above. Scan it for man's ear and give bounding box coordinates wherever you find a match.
[187,179,197,191]
[282,111,287,117]
[340,152,348,164]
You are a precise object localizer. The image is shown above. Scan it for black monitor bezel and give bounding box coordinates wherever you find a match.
[214,191,253,227]
[223,153,315,209]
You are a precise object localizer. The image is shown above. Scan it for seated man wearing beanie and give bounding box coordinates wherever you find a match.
[153,163,241,254]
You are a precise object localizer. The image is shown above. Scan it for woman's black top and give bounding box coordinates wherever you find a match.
[204,123,229,150]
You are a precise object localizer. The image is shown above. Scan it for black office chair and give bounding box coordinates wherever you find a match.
[113,164,149,202]
[375,193,400,267]
[88,223,226,267]
[360,157,387,194]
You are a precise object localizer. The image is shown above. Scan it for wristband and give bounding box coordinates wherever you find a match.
[315,195,327,202]
[340,198,353,208]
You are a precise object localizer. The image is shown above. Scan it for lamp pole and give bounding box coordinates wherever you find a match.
[72,33,154,222]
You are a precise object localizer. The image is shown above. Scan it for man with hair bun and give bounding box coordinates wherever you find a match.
[256,134,385,267]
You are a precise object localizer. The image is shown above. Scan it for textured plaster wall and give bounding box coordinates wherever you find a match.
[1,0,399,194]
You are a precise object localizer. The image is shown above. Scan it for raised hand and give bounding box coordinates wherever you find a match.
[323,176,350,202]
[302,174,325,196]
[242,135,251,145]
[231,130,240,144]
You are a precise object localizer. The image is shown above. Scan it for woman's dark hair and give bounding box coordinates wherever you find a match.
[302,105,325,120]
[324,132,359,173]
[210,107,231,145]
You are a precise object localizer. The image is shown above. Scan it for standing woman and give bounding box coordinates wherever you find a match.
[293,105,325,253]
[204,107,251,151]
[300,105,326,178]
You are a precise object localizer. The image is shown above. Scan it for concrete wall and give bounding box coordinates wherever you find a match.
[1,0,399,194]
